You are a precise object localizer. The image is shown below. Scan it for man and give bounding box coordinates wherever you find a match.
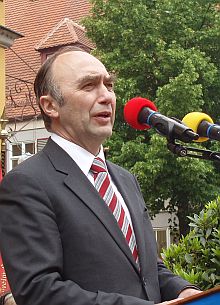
[0,46,200,305]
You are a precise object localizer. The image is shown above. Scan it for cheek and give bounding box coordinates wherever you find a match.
[112,100,117,115]
[113,99,116,110]
[64,101,84,118]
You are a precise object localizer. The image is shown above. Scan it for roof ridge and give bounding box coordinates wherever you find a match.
[35,17,84,50]
[67,18,85,31]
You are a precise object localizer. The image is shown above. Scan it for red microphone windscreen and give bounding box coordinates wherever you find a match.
[124,97,158,130]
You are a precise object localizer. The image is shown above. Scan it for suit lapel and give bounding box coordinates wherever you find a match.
[43,139,138,272]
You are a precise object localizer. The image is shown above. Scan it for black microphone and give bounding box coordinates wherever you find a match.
[124,97,199,143]
[182,112,220,142]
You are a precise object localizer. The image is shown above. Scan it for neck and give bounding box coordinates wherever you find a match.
[52,131,101,156]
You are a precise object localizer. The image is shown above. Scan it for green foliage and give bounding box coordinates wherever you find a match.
[85,0,220,235]
[85,0,220,114]
[162,198,220,290]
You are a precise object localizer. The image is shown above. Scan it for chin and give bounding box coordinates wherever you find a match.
[94,128,112,140]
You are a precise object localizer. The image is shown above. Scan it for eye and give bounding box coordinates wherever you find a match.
[82,83,94,91]
[105,82,114,91]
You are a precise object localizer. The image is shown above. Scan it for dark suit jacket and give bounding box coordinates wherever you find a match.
[0,138,191,305]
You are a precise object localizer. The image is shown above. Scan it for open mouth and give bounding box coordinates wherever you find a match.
[95,112,111,118]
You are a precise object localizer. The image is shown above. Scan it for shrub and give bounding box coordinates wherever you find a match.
[162,197,220,290]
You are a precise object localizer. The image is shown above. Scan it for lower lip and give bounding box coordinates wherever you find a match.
[94,116,111,124]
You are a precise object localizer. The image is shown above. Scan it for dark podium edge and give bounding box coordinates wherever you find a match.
[170,285,220,305]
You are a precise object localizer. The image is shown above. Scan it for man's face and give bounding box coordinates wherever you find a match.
[50,51,116,154]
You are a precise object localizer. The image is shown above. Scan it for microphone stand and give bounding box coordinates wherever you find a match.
[167,140,220,162]
[151,115,220,162]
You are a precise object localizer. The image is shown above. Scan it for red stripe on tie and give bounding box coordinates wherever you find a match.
[108,193,117,212]
[118,206,125,228]
[126,225,132,243]
[132,246,138,262]
[98,176,109,197]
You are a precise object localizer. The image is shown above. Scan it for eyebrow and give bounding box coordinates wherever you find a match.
[76,73,117,85]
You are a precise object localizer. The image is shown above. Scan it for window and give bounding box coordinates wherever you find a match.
[9,141,35,170]
[7,138,49,172]
[154,227,171,256]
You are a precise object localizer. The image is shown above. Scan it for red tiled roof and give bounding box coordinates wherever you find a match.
[35,18,94,50]
[5,0,93,120]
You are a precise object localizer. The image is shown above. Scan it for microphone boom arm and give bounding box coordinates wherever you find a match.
[167,140,220,162]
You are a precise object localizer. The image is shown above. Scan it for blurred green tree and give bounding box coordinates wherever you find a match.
[84,0,220,235]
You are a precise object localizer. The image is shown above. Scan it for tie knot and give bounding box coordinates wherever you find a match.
[91,157,107,174]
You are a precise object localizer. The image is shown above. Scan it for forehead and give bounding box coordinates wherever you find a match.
[52,51,110,82]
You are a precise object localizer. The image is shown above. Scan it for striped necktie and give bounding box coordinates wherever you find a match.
[91,157,139,264]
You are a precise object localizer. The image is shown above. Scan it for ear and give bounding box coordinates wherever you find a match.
[39,95,59,118]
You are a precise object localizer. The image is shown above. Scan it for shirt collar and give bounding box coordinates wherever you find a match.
[51,133,106,176]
